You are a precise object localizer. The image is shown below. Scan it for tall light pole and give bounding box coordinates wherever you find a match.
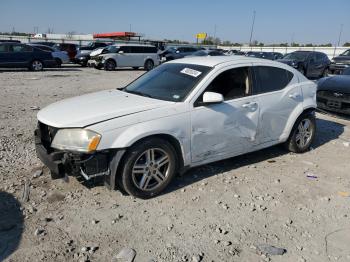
[333,24,343,57]
[214,24,217,39]
[249,10,256,47]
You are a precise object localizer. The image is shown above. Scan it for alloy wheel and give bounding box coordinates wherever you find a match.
[32,60,43,71]
[131,148,170,191]
[295,119,313,148]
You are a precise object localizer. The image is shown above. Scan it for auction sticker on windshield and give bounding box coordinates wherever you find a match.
[180,68,202,77]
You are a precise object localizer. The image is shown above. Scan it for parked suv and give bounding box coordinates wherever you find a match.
[89,44,159,71]
[329,49,350,74]
[35,56,317,198]
[0,42,56,70]
[278,51,330,78]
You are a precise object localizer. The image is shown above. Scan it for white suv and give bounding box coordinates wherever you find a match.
[35,56,317,198]
[89,44,160,71]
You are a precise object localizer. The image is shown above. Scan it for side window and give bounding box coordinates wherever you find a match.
[0,45,8,52]
[11,44,32,52]
[254,66,293,94]
[201,67,252,101]
[119,46,131,53]
[144,46,157,53]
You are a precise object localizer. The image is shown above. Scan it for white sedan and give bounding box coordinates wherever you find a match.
[35,56,317,198]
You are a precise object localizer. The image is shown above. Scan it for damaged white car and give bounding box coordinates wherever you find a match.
[35,56,317,198]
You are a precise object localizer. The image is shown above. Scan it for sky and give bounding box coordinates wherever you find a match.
[0,0,349,45]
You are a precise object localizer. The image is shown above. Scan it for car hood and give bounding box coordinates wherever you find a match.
[317,75,350,93]
[332,56,350,63]
[37,90,172,128]
[89,48,105,57]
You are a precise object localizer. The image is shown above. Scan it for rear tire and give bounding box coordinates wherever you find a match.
[55,58,62,67]
[118,138,178,199]
[144,59,154,71]
[104,59,116,71]
[284,112,316,153]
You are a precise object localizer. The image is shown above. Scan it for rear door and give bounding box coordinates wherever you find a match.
[10,44,34,66]
[252,64,302,143]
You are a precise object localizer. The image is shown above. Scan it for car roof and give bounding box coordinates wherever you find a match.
[166,55,282,67]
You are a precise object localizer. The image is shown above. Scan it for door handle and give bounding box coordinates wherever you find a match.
[289,93,300,99]
[241,102,258,109]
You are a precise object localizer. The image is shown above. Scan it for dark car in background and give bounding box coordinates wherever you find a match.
[272,52,284,60]
[317,67,350,115]
[0,40,21,43]
[33,41,56,47]
[160,46,203,62]
[278,51,330,78]
[329,49,350,74]
[186,49,225,57]
[53,43,77,61]
[246,51,276,60]
[0,42,56,70]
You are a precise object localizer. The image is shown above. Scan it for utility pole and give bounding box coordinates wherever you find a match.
[249,10,256,47]
[214,24,217,39]
[333,24,343,57]
[129,24,132,32]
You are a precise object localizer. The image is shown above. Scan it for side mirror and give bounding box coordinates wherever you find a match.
[309,58,315,63]
[118,50,124,54]
[200,92,224,105]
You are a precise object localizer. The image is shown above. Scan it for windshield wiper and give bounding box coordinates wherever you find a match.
[125,90,153,98]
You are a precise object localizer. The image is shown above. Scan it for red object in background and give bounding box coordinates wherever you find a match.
[93,32,136,38]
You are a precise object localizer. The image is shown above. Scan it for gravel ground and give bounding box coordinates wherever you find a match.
[0,66,350,262]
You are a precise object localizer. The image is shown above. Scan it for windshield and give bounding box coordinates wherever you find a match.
[340,50,350,56]
[283,52,309,61]
[105,45,119,53]
[124,63,212,102]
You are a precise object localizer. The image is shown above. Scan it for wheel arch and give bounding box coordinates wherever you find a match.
[122,133,185,171]
[280,106,316,142]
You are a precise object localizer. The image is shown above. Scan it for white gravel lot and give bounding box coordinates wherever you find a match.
[0,66,350,262]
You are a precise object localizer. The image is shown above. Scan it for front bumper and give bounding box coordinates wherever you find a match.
[329,63,350,73]
[317,91,350,115]
[87,59,103,68]
[34,123,125,189]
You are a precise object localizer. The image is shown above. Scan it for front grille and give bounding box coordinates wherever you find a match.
[38,122,58,150]
[317,90,350,100]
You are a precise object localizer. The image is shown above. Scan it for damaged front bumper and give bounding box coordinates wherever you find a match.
[34,122,125,190]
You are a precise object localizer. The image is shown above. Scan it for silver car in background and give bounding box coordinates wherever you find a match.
[28,44,70,66]
[88,44,160,71]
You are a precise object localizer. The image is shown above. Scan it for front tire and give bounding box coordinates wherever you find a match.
[284,113,316,153]
[30,60,43,71]
[55,58,62,67]
[119,138,178,199]
[144,59,154,71]
[104,59,116,71]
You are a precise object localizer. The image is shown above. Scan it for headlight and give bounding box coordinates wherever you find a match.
[51,129,101,153]
[331,59,335,63]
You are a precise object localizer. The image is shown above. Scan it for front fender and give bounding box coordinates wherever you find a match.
[91,112,192,166]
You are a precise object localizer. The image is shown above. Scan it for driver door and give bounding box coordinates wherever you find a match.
[190,65,260,163]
